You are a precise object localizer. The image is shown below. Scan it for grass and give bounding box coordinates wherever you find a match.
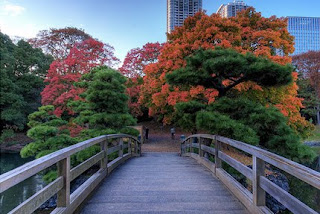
[306,125,320,142]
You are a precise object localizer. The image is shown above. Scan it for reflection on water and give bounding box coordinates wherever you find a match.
[0,153,45,214]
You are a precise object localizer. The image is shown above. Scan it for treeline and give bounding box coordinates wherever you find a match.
[1,32,53,140]
[0,9,319,166]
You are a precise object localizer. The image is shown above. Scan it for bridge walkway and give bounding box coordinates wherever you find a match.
[81,152,248,214]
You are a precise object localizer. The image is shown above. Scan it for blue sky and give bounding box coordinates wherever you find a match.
[1,0,319,63]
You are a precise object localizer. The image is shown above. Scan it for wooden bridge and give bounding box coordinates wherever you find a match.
[0,134,319,214]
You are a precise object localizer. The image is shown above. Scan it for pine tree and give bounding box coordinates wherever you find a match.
[72,66,138,139]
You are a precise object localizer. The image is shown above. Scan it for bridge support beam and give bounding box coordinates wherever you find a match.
[199,137,203,157]
[214,136,222,170]
[253,156,266,206]
[100,140,108,169]
[128,138,132,154]
[119,138,123,157]
[57,157,70,207]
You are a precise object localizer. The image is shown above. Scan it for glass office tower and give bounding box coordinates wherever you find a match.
[287,17,320,55]
[167,0,202,34]
[217,0,249,18]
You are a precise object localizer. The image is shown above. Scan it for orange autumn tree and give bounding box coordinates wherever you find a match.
[140,8,312,135]
[120,42,163,118]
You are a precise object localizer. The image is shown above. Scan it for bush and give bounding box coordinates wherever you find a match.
[72,66,138,139]
[0,32,52,133]
[174,101,206,133]
[196,111,259,145]
[21,105,77,159]
[208,97,316,163]
[0,129,15,144]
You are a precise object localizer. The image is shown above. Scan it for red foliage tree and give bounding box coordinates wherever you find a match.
[119,42,163,117]
[293,51,320,125]
[120,42,163,78]
[29,27,91,59]
[140,9,310,133]
[41,38,119,117]
[292,51,320,97]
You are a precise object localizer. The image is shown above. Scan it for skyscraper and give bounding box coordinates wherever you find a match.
[287,16,320,55]
[217,0,249,18]
[167,0,202,34]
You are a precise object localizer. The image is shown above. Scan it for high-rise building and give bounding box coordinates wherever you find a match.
[167,0,202,34]
[217,0,249,18]
[287,16,320,55]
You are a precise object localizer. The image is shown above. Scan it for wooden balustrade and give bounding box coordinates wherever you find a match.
[0,134,141,214]
[181,134,320,214]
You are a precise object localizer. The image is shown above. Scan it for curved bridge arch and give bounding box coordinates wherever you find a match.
[0,134,141,214]
[181,134,320,214]
[1,133,320,214]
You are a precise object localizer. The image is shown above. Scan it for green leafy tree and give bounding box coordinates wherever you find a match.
[293,51,320,125]
[208,97,316,163]
[0,32,52,140]
[72,66,138,138]
[196,110,259,146]
[167,48,315,163]
[20,105,76,159]
[70,66,139,161]
[166,48,293,97]
[296,73,320,125]
[174,101,206,134]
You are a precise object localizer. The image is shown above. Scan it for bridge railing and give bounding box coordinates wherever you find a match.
[0,134,141,214]
[181,134,320,214]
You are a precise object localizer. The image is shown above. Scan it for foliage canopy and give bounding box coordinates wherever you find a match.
[166,48,293,97]
[72,66,138,139]
[0,32,52,138]
[140,9,309,134]
[293,51,320,125]
[41,38,119,117]
[168,48,315,163]
[120,42,163,118]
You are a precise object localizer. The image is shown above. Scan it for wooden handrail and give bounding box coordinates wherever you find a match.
[181,134,320,214]
[0,134,141,214]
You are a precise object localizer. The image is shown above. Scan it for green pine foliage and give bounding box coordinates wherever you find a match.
[166,48,293,97]
[208,97,316,163]
[20,105,76,159]
[167,48,316,164]
[297,76,320,124]
[196,110,259,145]
[174,97,316,163]
[21,67,139,182]
[72,66,138,139]
[174,101,206,133]
[0,32,53,141]
[70,66,139,162]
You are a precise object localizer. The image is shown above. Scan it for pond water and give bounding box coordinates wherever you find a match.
[0,153,45,214]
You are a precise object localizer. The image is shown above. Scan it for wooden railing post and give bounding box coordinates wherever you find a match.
[253,156,266,206]
[100,140,108,169]
[214,136,222,171]
[119,138,123,157]
[133,140,137,155]
[180,135,185,156]
[128,138,132,155]
[190,138,194,153]
[199,137,203,157]
[138,140,141,156]
[57,157,70,207]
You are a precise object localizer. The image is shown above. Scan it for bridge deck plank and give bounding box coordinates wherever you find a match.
[81,152,248,214]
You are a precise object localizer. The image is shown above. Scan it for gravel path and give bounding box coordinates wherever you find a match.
[139,121,190,153]
[142,133,181,152]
